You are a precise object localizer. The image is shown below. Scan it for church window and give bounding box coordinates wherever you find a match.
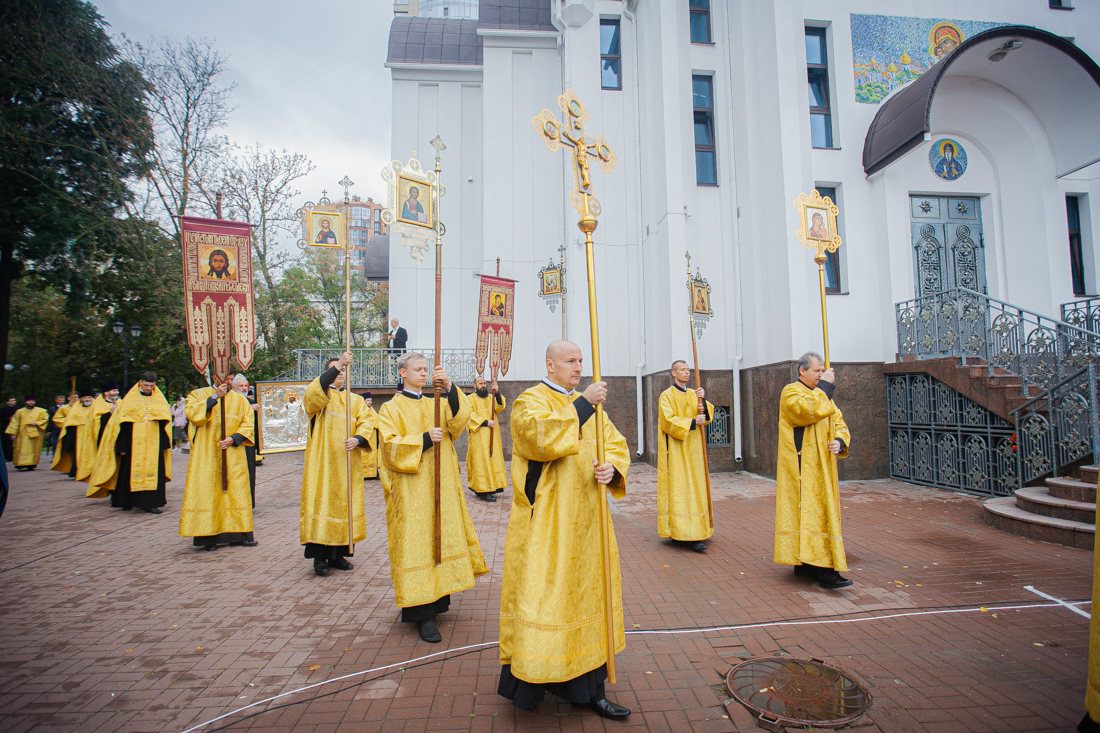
[1068,195,1087,296]
[816,186,842,293]
[806,27,833,149]
[600,20,622,90]
[693,75,717,186]
[689,0,711,44]
[1050,0,1073,9]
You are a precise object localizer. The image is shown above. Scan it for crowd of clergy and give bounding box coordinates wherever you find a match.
[5,343,850,722]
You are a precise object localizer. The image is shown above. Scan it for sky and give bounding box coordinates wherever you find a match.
[95,0,395,218]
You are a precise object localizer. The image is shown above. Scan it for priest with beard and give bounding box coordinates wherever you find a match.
[498,340,632,720]
[300,351,373,576]
[51,390,95,479]
[179,379,257,550]
[77,383,119,484]
[466,375,507,502]
[5,395,48,471]
[657,360,714,552]
[87,373,172,513]
[378,352,487,643]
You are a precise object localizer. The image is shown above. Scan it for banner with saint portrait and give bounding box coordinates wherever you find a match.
[474,275,515,376]
[181,216,256,383]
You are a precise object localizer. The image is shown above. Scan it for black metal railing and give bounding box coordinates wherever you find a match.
[1011,364,1100,486]
[1061,296,1100,335]
[288,348,479,388]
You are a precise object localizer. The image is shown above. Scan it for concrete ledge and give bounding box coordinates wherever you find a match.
[984,496,1094,550]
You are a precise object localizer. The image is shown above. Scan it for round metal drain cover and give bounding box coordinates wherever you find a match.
[725,656,872,731]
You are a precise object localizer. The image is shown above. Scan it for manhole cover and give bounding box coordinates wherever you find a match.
[724,656,872,731]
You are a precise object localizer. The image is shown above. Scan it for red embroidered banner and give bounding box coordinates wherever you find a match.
[181,216,255,384]
[475,275,515,376]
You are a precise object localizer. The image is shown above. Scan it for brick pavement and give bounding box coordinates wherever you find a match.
[0,450,1092,732]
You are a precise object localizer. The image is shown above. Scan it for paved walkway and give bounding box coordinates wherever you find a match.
[0,451,1092,732]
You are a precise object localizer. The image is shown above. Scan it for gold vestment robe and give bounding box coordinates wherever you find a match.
[500,383,630,684]
[773,381,850,571]
[299,379,371,546]
[657,386,715,541]
[6,406,48,467]
[87,385,173,499]
[360,405,380,479]
[378,389,488,607]
[1086,489,1100,727]
[51,402,91,475]
[77,397,114,483]
[466,392,507,493]
[179,389,255,538]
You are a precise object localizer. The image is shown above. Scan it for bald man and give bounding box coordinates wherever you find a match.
[498,340,632,720]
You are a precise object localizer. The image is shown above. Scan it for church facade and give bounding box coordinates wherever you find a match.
[385,0,1100,479]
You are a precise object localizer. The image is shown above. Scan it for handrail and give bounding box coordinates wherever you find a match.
[291,347,480,388]
[1009,365,1090,417]
[1061,296,1100,333]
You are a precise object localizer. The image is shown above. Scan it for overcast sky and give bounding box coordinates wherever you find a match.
[96,0,395,219]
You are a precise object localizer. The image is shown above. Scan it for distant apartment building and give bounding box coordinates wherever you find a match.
[348,195,390,281]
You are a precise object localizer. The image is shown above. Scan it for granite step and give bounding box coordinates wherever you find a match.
[983,496,1094,550]
[1016,487,1097,524]
[1080,465,1099,486]
[1046,476,1097,503]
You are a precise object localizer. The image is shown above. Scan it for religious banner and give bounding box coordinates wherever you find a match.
[474,275,515,376]
[181,216,255,384]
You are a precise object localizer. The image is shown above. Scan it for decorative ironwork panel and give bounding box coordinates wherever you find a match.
[706,406,730,447]
[1013,363,1100,485]
[888,373,1017,497]
[291,348,478,388]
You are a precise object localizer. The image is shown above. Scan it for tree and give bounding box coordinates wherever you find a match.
[0,0,155,394]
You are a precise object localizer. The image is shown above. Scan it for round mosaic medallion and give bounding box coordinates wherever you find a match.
[929,138,967,180]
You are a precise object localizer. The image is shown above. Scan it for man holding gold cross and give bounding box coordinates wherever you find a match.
[657,360,714,552]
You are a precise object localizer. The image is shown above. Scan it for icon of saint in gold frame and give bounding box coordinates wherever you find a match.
[309,212,342,248]
[397,175,432,228]
[691,283,710,315]
[541,269,562,296]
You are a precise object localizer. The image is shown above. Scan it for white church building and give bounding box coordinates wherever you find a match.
[383,0,1100,486]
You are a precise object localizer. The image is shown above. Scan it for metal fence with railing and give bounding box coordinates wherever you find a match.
[1062,296,1100,335]
[896,287,1100,396]
[270,348,480,388]
[1011,363,1100,486]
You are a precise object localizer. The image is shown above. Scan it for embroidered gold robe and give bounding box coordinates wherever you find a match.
[378,389,488,608]
[6,406,48,467]
[773,381,850,571]
[657,386,714,541]
[87,385,173,499]
[179,388,255,538]
[299,378,371,547]
[466,392,507,493]
[360,405,380,479]
[500,383,630,684]
[77,397,114,483]
[51,402,91,475]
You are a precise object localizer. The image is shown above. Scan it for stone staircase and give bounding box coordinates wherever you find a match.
[885,357,1029,420]
[983,465,1096,550]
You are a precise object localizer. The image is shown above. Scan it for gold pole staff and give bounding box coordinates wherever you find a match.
[684,252,714,529]
[794,190,843,491]
[338,175,357,557]
[429,136,446,566]
[533,89,619,684]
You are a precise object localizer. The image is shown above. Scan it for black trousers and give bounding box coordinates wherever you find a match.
[400,595,450,623]
[498,664,607,709]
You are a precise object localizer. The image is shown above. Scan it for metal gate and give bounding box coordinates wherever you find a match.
[911,196,985,298]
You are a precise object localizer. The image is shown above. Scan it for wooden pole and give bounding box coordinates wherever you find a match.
[816,256,842,499]
[580,194,617,685]
[220,314,231,494]
[344,189,355,556]
[688,317,714,529]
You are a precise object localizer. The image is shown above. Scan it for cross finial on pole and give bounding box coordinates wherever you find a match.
[685,250,692,275]
[339,176,354,199]
[429,135,446,164]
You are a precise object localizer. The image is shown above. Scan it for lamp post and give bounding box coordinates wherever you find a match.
[111,321,142,393]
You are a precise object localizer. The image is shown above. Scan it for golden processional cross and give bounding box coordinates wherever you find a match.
[532,89,619,685]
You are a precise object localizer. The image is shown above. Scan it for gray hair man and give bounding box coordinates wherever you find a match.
[232,374,262,504]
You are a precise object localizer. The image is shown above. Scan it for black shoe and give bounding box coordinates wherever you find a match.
[588,698,631,720]
[313,559,330,576]
[328,557,353,571]
[793,563,818,579]
[417,620,442,643]
[689,541,707,552]
[476,493,497,502]
[240,540,258,547]
[121,507,132,511]
[203,545,217,552]
[819,570,853,590]
[144,507,162,514]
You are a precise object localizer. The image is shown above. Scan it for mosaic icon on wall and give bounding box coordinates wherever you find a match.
[929,138,967,181]
[851,14,1006,104]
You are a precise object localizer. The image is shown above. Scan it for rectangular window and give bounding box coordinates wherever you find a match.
[600,20,622,90]
[816,186,842,293]
[693,75,717,186]
[1068,195,1086,296]
[706,406,731,446]
[689,0,711,43]
[806,27,833,148]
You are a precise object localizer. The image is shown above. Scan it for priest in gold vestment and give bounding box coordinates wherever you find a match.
[87,373,172,513]
[498,341,632,721]
[466,375,507,502]
[657,360,714,551]
[77,384,118,484]
[300,351,373,576]
[378,353,487,643]
[6,396,48,470]
[51,390,94,478]
[774,352,852,590]
[179,381,257,550]
[360,392,380,480]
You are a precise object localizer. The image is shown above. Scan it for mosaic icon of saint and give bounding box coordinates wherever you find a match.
[934,142,964,181]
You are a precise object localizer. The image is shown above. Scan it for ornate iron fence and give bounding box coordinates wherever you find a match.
[887,373,1018,497]
[706,406,731,447]
[1061,296,1100,335]
[288,348,479,388]
[1011,364,1100,486]
[896,288,1100,397]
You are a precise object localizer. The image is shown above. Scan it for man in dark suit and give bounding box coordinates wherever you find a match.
[388,318,408,354]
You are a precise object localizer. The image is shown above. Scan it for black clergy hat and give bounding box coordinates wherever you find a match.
[100,382,118,392]
[23,394,35,402]
[79,389,94,398]
[364,392,372,398]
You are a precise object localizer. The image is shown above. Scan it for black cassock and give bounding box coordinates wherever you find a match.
[109,420,170,510]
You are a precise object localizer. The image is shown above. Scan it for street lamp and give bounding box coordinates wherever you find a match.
[111,321,142,392]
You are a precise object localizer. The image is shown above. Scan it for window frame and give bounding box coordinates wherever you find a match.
[806,26,834,149]
[1068,195,1087,296]
[689,0,712,44]
[600,18,622,91]
[815,185,843,294]
[692,75,717,186]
